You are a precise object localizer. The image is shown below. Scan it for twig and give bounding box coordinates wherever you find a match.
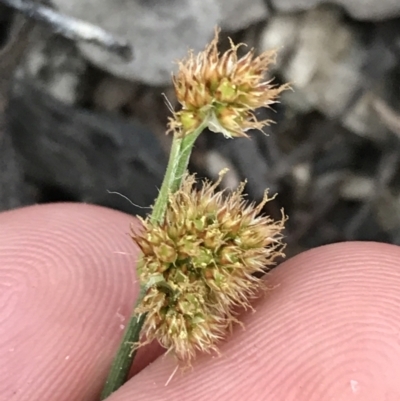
[0,0,133,60]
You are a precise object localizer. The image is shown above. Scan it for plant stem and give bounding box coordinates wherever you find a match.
[100,288,146,400]
[150,122,207,224]
[100,123,207,399]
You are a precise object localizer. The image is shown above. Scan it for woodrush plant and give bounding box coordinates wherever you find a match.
[100,28,289,399]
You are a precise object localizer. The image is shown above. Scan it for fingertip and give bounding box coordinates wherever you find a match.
[0,203,162,400]
[108,241,400,401]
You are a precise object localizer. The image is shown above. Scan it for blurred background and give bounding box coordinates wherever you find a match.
[1,0,400,257]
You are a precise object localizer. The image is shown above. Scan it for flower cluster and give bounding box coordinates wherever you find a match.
[168,29,290,139]
[132,172,286,363]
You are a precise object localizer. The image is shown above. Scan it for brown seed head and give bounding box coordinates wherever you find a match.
[132,172,286,363]
[168,28,290,138]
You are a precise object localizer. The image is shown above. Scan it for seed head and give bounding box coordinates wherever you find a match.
[132,172,286,363]
[168,28,290,138]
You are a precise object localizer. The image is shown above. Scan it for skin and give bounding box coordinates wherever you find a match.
[1,203,400,401]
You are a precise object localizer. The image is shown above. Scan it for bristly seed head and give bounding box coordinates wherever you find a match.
[132,172,286,364]
[168,28,290,139]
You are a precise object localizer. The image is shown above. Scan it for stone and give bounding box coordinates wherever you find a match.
[270,0,400,20]
[260,5,400,142]
[261,6,366,118]
[212,132,273,200]
[7,76,167,216]
[0,10,35,211]
[50,0,221,85]
[19,28,87,105]
[0,121,34,211]
[216,0,268,31]
[49,0,270,85]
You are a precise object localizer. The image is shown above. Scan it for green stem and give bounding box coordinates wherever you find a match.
[100,274,165,399]
[100,122,207,399]
[100,288,146,400]
[151,122,207,224]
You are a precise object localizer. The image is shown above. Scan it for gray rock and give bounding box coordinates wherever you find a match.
[271,0,400,20]
[7,76,167,216]
[0,11,35,211]
[261,7,366,117]
[213,133,273,200]
[50,0,270,85]
[18,28,87,105]
[260,5,399,141]
[216,0,268,31]
[50,0,220,85]
[261,6,366,117]
[0,120,34,211]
